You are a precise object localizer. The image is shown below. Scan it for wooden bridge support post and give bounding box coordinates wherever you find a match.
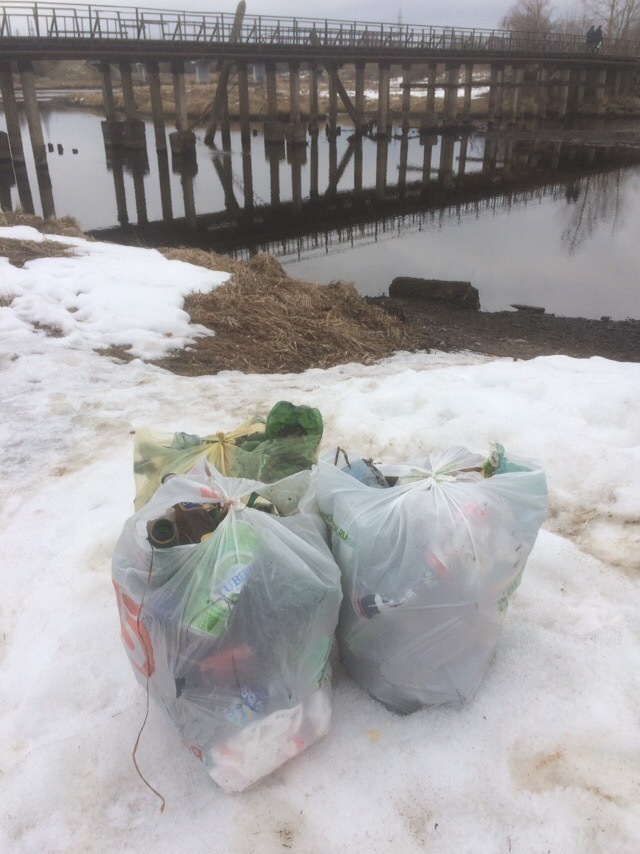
[0,62,27,165]
[537,67,548,119]
[458,133,469,177]
[595,68,607,113]
[220,86,232,152]
[99,63,117,122]
[17,61,47,169]
[482,135,498,175]
[180,171,197,229]
[461,62,473,125]
[286,62,306,145]
[439,134,455,187]
[442,64,459,128]
[420,62,438,133]
[265,62,284,144]
[157,148,173,222]
[172,61,188,130]
[377,64,391,139]
[398,128,409,191]
[241,137,254,213]
[401,64,412,131]
[577,69,587,108]
[495,68,506,122]
[502,140,515,179]
[375,138,388,200]
[119,64,138,121]
[290,149,303,215]
[267,145,281,205]
[131,158,148,225]
[487,64,499,126]
[328,66,338,138]
[238,63,252,146]
[327,134,338,193]
[613,70,623,98]
[309,62,319,134]
[0,162,13,212]
[421,135,434,188]
[12,162,35,214]
[117,62,147,154]
[266,63,277,110]
[510,66,524,123]
[558,68,571,119]
[310,135,319,198]
[355,62,366,130]
[170,60,196,156]
[110,154,129,225]
[147,62,166,151]
[289,63,301,123]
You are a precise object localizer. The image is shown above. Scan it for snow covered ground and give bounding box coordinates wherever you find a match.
[1,227,639,852]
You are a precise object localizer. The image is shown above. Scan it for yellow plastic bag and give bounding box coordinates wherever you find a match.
[133,418,266,510]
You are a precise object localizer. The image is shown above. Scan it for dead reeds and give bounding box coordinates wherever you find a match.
[0,211,84,267]
[153,250,425,375]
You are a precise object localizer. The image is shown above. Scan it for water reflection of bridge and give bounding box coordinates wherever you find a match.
[84,132,640,259]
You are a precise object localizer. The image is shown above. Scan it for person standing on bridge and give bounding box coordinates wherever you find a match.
[594,25,603,51]
[586,25,595,51]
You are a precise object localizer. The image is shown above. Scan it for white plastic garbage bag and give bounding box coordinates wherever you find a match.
[308,445,548,713]
[112,462,342,792]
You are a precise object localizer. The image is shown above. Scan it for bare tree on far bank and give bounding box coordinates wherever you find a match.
[500,0,640,38]
[500,0,558,31]
[581,0,640,39]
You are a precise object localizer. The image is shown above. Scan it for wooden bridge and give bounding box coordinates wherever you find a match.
[2,2,640,62]
[2,1,640,219]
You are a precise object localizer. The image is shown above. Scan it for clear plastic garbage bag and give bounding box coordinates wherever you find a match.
[112,462,342,792]
[307,445,548,713]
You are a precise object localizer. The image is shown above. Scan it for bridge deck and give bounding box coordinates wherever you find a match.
[1,2,640,65]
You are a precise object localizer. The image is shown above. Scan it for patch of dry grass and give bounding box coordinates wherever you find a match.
[0,210,85,237]
[0,211,86,267]
[153,250,425,375]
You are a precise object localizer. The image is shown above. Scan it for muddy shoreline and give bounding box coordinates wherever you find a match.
[371,297,640,362]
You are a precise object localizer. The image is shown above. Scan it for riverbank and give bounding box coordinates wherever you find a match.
[2,212,637,370]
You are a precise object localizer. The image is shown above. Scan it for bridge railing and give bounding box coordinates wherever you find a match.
[1,2,639,58]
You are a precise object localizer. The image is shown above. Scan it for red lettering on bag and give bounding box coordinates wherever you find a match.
[113,581,155,677]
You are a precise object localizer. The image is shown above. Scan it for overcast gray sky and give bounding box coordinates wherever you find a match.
[116,1,514,30]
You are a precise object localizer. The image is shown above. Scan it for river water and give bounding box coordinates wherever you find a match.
[2,103,640,320]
